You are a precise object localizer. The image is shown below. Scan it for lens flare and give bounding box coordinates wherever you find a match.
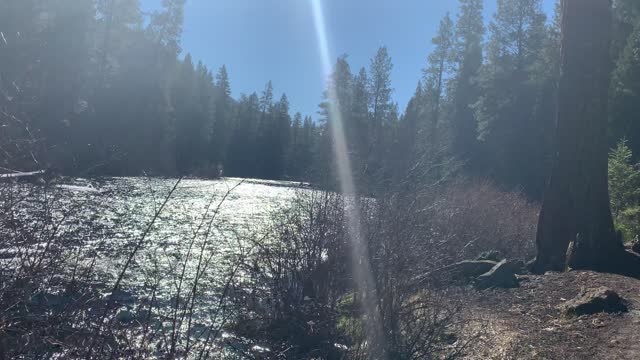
[310,0,385,355]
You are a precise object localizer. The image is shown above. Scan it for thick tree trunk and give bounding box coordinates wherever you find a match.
[531,0,624,273]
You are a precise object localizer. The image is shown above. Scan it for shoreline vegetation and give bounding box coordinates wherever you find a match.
[0,174,540,358]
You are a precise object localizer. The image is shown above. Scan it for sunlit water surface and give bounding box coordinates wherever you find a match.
[3,176,306,355]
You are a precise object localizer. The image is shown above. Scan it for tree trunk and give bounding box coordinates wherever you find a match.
[531,0,623,273]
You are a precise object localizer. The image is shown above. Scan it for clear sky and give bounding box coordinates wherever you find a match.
[141,0,556,119]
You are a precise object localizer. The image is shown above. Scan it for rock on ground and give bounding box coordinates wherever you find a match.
[560,286,628,316]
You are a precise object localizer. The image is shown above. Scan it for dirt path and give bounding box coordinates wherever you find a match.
[461,271,640,359]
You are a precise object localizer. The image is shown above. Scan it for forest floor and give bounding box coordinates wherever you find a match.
[462,270,640,360]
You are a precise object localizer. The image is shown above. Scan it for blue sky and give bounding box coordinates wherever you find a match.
[141,0,556,119]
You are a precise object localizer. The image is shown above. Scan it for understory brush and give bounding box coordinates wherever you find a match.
[231,178,538,359]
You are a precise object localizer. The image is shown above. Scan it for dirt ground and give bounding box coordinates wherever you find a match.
[462,271,640,360]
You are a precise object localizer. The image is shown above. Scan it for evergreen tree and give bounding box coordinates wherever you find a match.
[350,67,370,179]
[474,0,548,196]
[367,48,394,185]
[260,80,274,113]
[368,47,393,143]
[172,54,198,173]
[271,94,292,179]
[258,93,291,180]
[227,93,261,177]
[395,83,426,179]
[212,65,232,172]
[609,140,640,241]
[610,21,640,157]
[96,0,143,76]
[423,13,455,131]
[287,112,304,179]
[422,13,455,154]
[529,2,562,196]
[609,140,640,217]
[257,81,275,178]
[317,56,353,186]
[300,116,317,179]
[149,0,187,55]
[450,0,484,166]
[31,1,96,170]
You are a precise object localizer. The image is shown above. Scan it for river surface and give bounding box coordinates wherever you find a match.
[2,176,308,355]
[69,176,303,295]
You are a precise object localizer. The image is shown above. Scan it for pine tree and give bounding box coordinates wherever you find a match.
[211,65,232,172]
[367,48,394,184]
[350,67,370,179]
[149,0,187,55]
[394,83,425,180]
[529,2,562,197]
[95,0,143,82]
[317,56,353,186]
[609,139,640,217]
[615,0,640,26]
[172,54,197,173]
[609,140,640,242]
[422,13,455,154]
[227,93,261,177]
[610,21,640,157]
[291,112,302,147]
[272,94,291,179]
[260,80,274,113]
[257,81,275,178]
[300,115,317,179]
[423,13,454,130]
[368,47,393,142]
[450,0,484,166]
[259,93,291,180]
[474,0,548,196]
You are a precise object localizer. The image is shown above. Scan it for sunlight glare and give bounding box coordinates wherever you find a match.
[310,0,385,356]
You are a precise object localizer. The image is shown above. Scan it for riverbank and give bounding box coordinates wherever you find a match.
[460,270,640,359]
[7,175,634,359]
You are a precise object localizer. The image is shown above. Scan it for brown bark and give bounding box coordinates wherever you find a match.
[531,0,624,273]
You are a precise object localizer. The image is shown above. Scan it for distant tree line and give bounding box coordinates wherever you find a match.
[0,0,318,180]
[2,0,640,197]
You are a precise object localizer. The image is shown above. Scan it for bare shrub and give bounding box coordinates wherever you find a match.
[0,114,99,357]
[331,176,536,359]
[361,180,484,359]
[0,181,104,357]
[234,181,490,359]
[430,179,539,262]
[230,189,351,359]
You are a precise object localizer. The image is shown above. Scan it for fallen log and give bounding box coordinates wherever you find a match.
[0,170,45,182]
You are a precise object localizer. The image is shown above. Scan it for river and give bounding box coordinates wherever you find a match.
[1,176,309,357]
